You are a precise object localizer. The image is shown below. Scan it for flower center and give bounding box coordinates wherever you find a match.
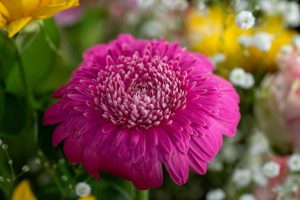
[92,51,187,129]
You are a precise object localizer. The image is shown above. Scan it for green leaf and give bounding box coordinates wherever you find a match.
[90,175,136,200]
[16,21,41,52]
[0,30,17,80]
[37,111,61,160]
[0,85,4,123]
[0,92,28,136]
[6,19,60,96]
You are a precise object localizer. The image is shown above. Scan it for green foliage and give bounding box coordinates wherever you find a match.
[0,31,17,81]
[0,92,28,136]
[6,19,60,96]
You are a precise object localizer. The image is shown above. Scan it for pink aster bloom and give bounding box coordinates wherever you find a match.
[44,34,240,189]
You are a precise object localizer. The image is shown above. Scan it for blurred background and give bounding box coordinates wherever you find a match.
[1,0,300,199]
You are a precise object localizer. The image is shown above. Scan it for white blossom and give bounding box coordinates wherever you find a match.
[75,182,91,197]
[282,2,300,27]
[61,175,68,182]
[263,161,280,178]
[241,73,255,89]
[236,10,255,29]
[232,169,252,187]
[229,68,255,89]
[230,68,247,86]
[252,32,274,52]
[259,0,276,14]
[249,131,269,155]
[1,144,8,150]
[161,0,188,11]
[209,159,223,171]
[210,53,226,65]
[280,45,294,56]
[288,154,300,172]
[253,170,268,187]
[234,0,249,12]
[141,20,165,37]
[239,194,256,200]
[206,189,225,200]
[239,35,253,47]
[293,35,300,49]
[137,0,155,8]
[22,165,30,172]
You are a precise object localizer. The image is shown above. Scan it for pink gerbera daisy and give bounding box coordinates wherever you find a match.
[44,34,240,189]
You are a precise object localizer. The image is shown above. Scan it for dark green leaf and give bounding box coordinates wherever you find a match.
[0,92,28,135]
[0,30,17,80]
[37,111,61,160]
[90,174,136,200]
[6,19,60,96]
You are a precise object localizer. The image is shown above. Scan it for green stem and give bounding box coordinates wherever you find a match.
[136,190,149,200]
[14,43,34,111]
[3,150,15,181]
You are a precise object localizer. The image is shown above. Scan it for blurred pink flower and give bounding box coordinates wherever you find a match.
[254,156,298,200]
[55,0,101,26]
[44,34,240,189]
[256,50,300,152]
[55,7,82,26]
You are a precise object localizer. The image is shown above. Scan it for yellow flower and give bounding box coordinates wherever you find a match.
[79,195,97,200]
[0,0,79,37]
[186,6,295,73]
[12,180,37,200]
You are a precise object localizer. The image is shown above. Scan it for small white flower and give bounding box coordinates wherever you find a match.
[282,2,300,27]
[253,170,268,187]
[162,0,188,11]
[236,10,255,30]
[229,68,255,89]
[61,175,68,182]
[1,144,8,150]
[209,159,223,171]
[141,20,165,38]
[0,139,2,146]
[239,35,253,47]
[239,193,256,200]
[288,154,300,172]
[280,45,294,56]
[137,0,154,8]
[234,0,249,11]
[263,161,280,178]
[229,68,246,86]
[241,73,255,89]
[206,188,225,200]
[249,131,269,155]
[197,1,206,12]
[22,165,30,172]
[293,35,300,49]
[210,53,226,65]
[75,182,91,197]
[259,0,276,14]
[252,32,274,52]
[232,169,252,187]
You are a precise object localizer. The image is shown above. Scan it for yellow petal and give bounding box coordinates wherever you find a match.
[0,14,6,27]
[0,1,10,19]
[12,180,37,200]
[7,16,32,37]
[32,0,79,19]
[21,0,40,15]
[79,195,97,200]
[0,0,23,19]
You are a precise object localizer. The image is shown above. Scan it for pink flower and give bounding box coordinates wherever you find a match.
[44,34,240,189]
[257,50,300,152]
